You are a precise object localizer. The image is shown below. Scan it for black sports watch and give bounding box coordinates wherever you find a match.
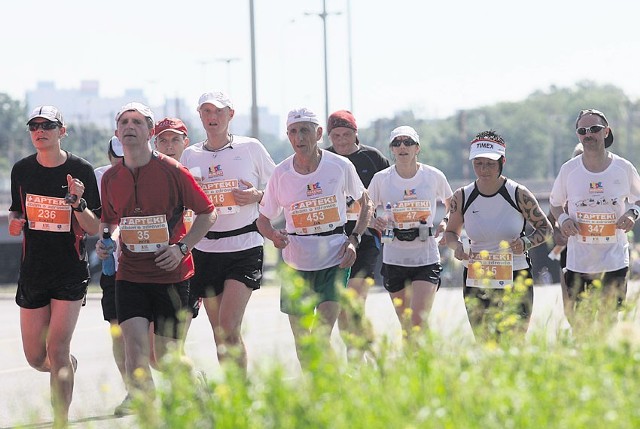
[177,242,189,256]
[72,198,87,213]
[349,232,361,248]
[630,207,640,221]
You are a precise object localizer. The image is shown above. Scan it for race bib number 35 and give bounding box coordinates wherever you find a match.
[576,211,617,244]
[25,193,72,232]
[290,195,341,235]
[466,250,513,288]
[119,215,170,252]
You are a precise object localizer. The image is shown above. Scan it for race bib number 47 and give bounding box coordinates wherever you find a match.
[25,193,72,232]
[119,215,170,252]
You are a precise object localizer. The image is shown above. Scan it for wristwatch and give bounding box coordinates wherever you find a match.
[630,207,640,220]
[521,236,532,252]
[349,232,361,248]
[72,198,87,213]
[176,242,189,256]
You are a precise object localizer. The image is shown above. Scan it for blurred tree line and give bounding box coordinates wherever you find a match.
[359,81,640,183]
[1,81,639,182]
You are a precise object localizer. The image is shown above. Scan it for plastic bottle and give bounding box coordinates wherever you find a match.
[419,218,429,241]
[381,202,394,244]
[101,228,116,276]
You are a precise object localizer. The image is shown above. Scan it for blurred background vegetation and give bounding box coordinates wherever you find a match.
[2,81,639,184]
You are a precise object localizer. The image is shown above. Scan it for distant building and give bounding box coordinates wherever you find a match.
[26,81,151,129]
[25,80,281,139]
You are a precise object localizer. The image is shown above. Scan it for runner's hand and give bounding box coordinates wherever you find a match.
[339,240,357,269]
[154,245,184,271]
[9,217,26,236]
[233,179,263,206]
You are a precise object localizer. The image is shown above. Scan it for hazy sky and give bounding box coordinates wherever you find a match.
[2,0,639,128]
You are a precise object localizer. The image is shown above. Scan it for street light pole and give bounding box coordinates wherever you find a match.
[306,1,340,126]
[250,0,259,139]
[215,57,241,95]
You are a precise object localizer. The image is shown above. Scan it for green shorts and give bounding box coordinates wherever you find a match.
[280,265,350,315]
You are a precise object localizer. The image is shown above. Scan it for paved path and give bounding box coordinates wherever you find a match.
[1,282,638,428]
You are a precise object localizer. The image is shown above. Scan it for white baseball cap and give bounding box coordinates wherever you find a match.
[115,102,155,126]
[389,126,419,144]
[197,91,234,110]
[286,107,320,127]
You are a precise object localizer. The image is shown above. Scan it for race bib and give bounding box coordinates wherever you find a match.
[393,200,431,229]
[25,193,72,232]
[183,209,194,232]
[201,179,240,215]
[290,195,341,235]
[576,211,617,244]
[346,199,361,221]
[119,215,170,252]
[466,250,513,288]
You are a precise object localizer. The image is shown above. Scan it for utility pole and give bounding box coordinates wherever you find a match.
[250,0,259,139]
[306,0,341,124]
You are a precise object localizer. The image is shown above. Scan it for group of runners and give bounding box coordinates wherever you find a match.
[9,99,640,427]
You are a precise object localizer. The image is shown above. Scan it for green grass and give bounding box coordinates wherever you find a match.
[125,269,640,429]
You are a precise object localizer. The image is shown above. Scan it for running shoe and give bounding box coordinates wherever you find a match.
[114,394,134,417]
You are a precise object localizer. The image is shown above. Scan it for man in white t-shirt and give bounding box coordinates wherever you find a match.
[550,109,640,325]
[180,92,276,375]
[257,107,372,368]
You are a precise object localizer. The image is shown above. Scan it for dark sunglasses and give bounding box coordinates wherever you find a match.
[576,124,606,135]
[28,121,60,132]
[390,139,418,147]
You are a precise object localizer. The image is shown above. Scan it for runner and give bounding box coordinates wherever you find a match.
[257,107,372,368]
[179,92,276,375]
[326,110,389,355]
[444,130,552,340]
[97,102,216,415]
[550,109,640,327]
[368,125,452,335]
[10,106,101,428]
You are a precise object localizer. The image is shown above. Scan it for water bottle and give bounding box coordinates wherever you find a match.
[101,227,116,276]
[419,218,429,241]
[381,202,394,244]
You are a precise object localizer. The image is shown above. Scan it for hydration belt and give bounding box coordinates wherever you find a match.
[205,220,259,239]
[393,227,432,242]
[289,226,345,237]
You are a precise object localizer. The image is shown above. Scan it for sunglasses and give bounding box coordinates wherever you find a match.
[390,139,418,147]
[28,122,60,132]
[576,124,606,135]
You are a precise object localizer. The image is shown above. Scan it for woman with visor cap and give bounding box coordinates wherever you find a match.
[444,130,551,340]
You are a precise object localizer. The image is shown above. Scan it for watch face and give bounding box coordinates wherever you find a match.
[179,243,188,255]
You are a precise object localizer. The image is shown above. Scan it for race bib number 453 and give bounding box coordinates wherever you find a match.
[290,195,341,235]
[25,193,72,232]
[119,215,170,252]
